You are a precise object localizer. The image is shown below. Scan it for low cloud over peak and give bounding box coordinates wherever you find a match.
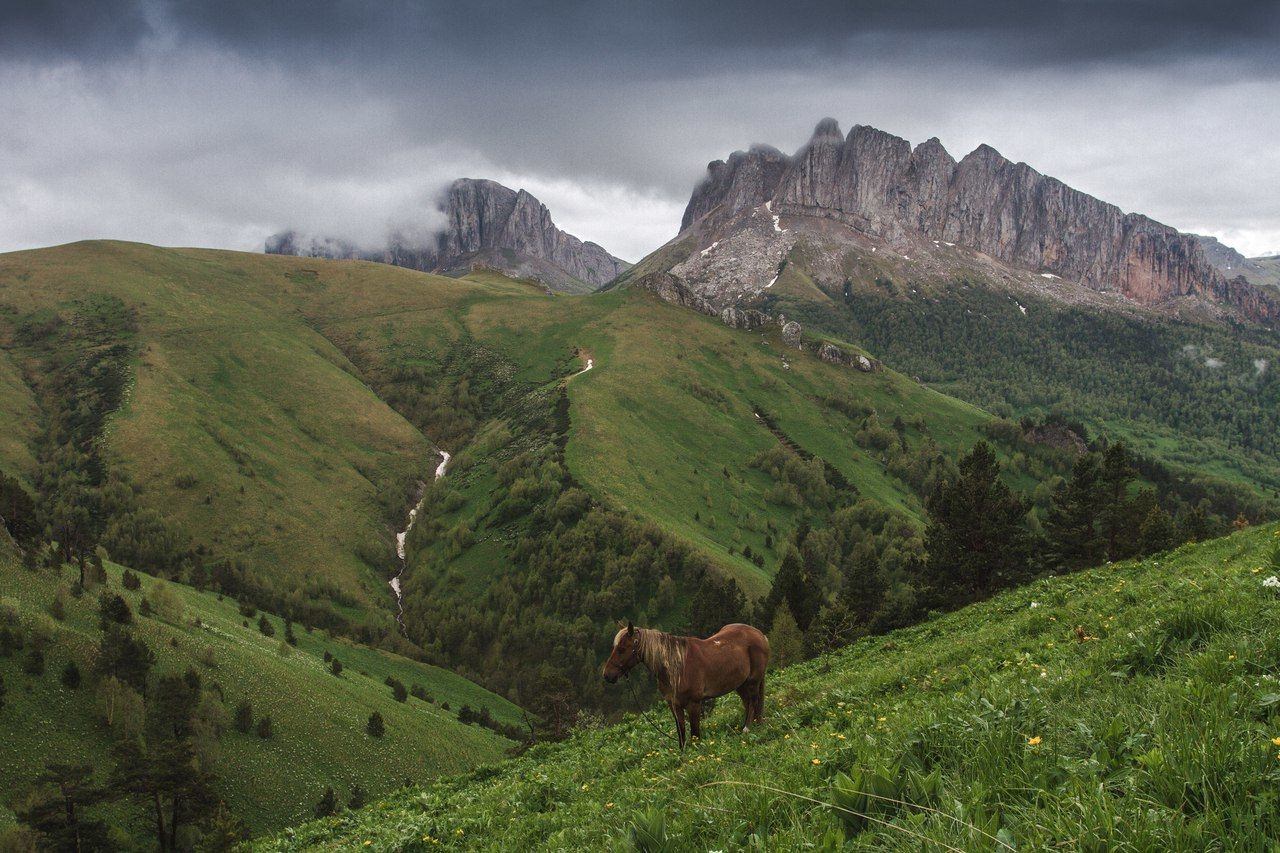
[2,0,1278,259]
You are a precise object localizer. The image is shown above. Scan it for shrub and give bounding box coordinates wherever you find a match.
[258,614,275,637]
[60,660,81,689]
[235,701,253,733]
[23,648,45,676]
[98,592,132,628]
[314,787,338,818]
[256,716,273,739]
[148,582,184,624]
[330,659,343,676]
[367,711,385,738]
[121,569,141,591]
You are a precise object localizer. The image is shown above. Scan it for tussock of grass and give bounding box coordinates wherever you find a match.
[262,525,1280,850]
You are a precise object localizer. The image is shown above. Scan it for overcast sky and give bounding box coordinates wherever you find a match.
[2,0,1279,262]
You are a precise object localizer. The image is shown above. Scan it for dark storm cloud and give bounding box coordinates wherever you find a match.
[2,0,1279,259]
[14,1,1280,73]
[0,0,152,60]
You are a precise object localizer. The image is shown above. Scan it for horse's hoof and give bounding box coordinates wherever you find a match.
[742,726,749,734]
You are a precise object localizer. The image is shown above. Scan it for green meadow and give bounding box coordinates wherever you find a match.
[265,523,1280,850]
[0,548,520,840]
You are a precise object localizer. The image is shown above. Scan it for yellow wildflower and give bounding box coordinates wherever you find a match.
[1271,736,1280,747]
[811,758,821,765]
[1027,736,1042,746]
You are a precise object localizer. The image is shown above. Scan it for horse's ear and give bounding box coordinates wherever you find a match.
[616,619,627,629]
[627,620,635,635]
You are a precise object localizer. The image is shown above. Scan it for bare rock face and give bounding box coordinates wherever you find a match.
[267,178,628,293]
[682,145,789,233]
[781,320,803,348]
[669,118,1278,325]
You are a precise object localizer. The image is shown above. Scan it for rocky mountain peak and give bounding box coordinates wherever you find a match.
[661,118,1278,325]
[267,178,627,292]
[809,117,844,144]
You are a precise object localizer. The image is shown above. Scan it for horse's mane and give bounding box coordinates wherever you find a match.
[620,627,686,685]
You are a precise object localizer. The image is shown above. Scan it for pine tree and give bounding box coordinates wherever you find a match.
[348,785,366,810]
[257,613,274,637]
[1044,452,1105,572]
[687,573,747,637]
[768,605,804,668]
[98,591,133,629]
[95,626,155,695]
[1096,443,1137,561]
[314,786,338,818]
[15,763,111,852]
[284,620,297,646]
[330,658,343,677]
[256,716,273,739]
[366,711,385,738]
[922,442,1030,607]
[112,674,220,851]
[1138,505,1177,555]
[760,545,821,632]
[839,540,887,627]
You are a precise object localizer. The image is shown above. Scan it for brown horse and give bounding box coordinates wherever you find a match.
[602,621,770,749]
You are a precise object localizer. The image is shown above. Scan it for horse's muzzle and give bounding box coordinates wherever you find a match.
[603,673,618,684]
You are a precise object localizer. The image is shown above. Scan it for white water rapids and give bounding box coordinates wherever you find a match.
[390,448,450,629]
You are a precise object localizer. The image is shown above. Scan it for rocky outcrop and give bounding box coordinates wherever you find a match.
[817,341,879,372]
[682,145,789,233]
[675,119,1278,325]
[266,179,628,293]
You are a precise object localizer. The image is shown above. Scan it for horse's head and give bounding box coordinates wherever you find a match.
[602,620,640,684]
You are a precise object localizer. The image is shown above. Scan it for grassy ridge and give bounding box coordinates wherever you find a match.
[0,552,521,839]
[264,523,1280,850]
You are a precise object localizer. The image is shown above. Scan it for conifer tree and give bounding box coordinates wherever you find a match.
[366,711,385,738]
[922,441,1030,606]
[1044,452,1106,571]
[16,763,111,852]
[348,785,366,810]
[1138,505,1177,555]
[1097,443,1137,561]
[314,786,338,818]
[767,605,804,668]
[839,540,887,627]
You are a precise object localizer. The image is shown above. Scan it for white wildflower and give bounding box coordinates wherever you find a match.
[1029,602,1039,609]
[1263,575,1280,590]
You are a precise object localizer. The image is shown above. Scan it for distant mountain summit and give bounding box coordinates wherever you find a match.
[266,178,628,293]
[622,118,1277,325]
[1195,234,1280,289]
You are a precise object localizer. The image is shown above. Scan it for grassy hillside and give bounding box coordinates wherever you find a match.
[762,256,1280,501]
[0,550,522,841]
[3,240,1245,721]
[265,523,1280,850]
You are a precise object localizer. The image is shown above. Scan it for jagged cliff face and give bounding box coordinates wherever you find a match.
[649,119,1276,325]
[267,179,628,293]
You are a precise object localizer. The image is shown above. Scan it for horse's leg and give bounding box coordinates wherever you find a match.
[670,701,687,750]
[689,701,702,741]
[754,679,765,724]
[736,684,754,733]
